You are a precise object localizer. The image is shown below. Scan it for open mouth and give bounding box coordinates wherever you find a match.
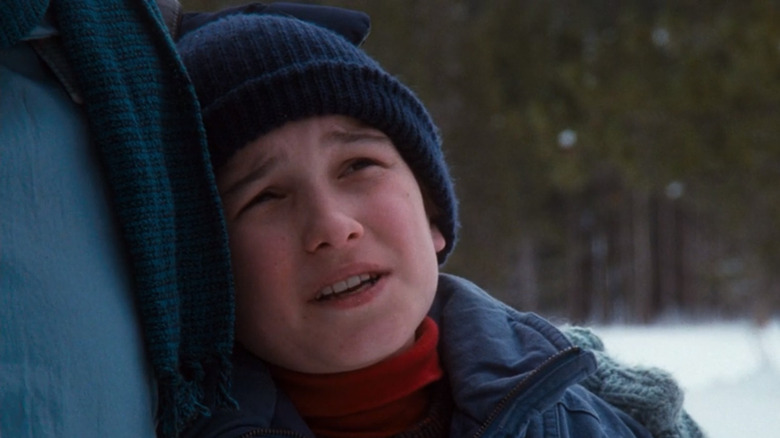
[315,273,381,301]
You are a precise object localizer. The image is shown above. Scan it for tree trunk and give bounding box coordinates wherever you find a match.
[632,192,654,322]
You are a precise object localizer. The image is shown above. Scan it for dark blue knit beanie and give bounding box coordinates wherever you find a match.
[178,13,458,262]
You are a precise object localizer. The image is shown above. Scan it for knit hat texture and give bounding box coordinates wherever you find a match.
[177,13,458,262]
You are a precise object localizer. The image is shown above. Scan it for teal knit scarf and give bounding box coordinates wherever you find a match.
[2,1,235,436]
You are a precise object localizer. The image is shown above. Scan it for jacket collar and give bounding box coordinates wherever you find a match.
[231,348,314,436]
[430,274,597,436]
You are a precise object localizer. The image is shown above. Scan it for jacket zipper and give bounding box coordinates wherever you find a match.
[238,428,309,438]
[471,346,582,438]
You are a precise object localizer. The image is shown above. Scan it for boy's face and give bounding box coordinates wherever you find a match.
[217,115,446,374]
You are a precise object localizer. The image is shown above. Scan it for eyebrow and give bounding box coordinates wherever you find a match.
[324,128,393,146]
[218,127,392,200]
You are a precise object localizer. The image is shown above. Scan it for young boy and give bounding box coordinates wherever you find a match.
[177,10,703,438]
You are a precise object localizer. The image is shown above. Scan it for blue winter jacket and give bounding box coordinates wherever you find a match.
[185,274,701,437]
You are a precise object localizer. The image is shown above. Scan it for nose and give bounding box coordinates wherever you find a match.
[302,192,364,253]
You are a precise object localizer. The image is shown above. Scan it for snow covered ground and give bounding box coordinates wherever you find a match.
[596,319,780,438]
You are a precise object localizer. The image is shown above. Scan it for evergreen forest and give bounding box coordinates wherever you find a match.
[181,0,780,324]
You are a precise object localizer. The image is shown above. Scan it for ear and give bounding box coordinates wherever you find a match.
[417,180,446,253]
[430,222,446,253]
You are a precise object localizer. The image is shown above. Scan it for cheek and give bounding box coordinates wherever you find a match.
[229,231,296,352]
[228,225,293,315]
[228,221,291,275]
[372,185,441,276]
[228,227,265,283]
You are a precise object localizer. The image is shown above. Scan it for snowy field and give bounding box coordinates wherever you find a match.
[596,319,780,438]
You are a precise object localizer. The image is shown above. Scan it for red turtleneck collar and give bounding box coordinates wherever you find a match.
[269,317,443,438]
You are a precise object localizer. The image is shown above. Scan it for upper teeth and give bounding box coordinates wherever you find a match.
[319,274,373,298]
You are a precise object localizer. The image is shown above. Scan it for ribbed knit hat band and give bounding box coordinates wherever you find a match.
[178,13,458,262]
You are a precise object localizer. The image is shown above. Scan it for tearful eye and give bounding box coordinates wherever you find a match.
[345,158,379,175]
[245,191,284,210]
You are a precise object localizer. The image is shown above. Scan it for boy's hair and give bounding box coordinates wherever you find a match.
[177,13,459,262]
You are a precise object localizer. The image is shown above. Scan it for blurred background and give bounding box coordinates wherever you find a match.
[181,0,780,326]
